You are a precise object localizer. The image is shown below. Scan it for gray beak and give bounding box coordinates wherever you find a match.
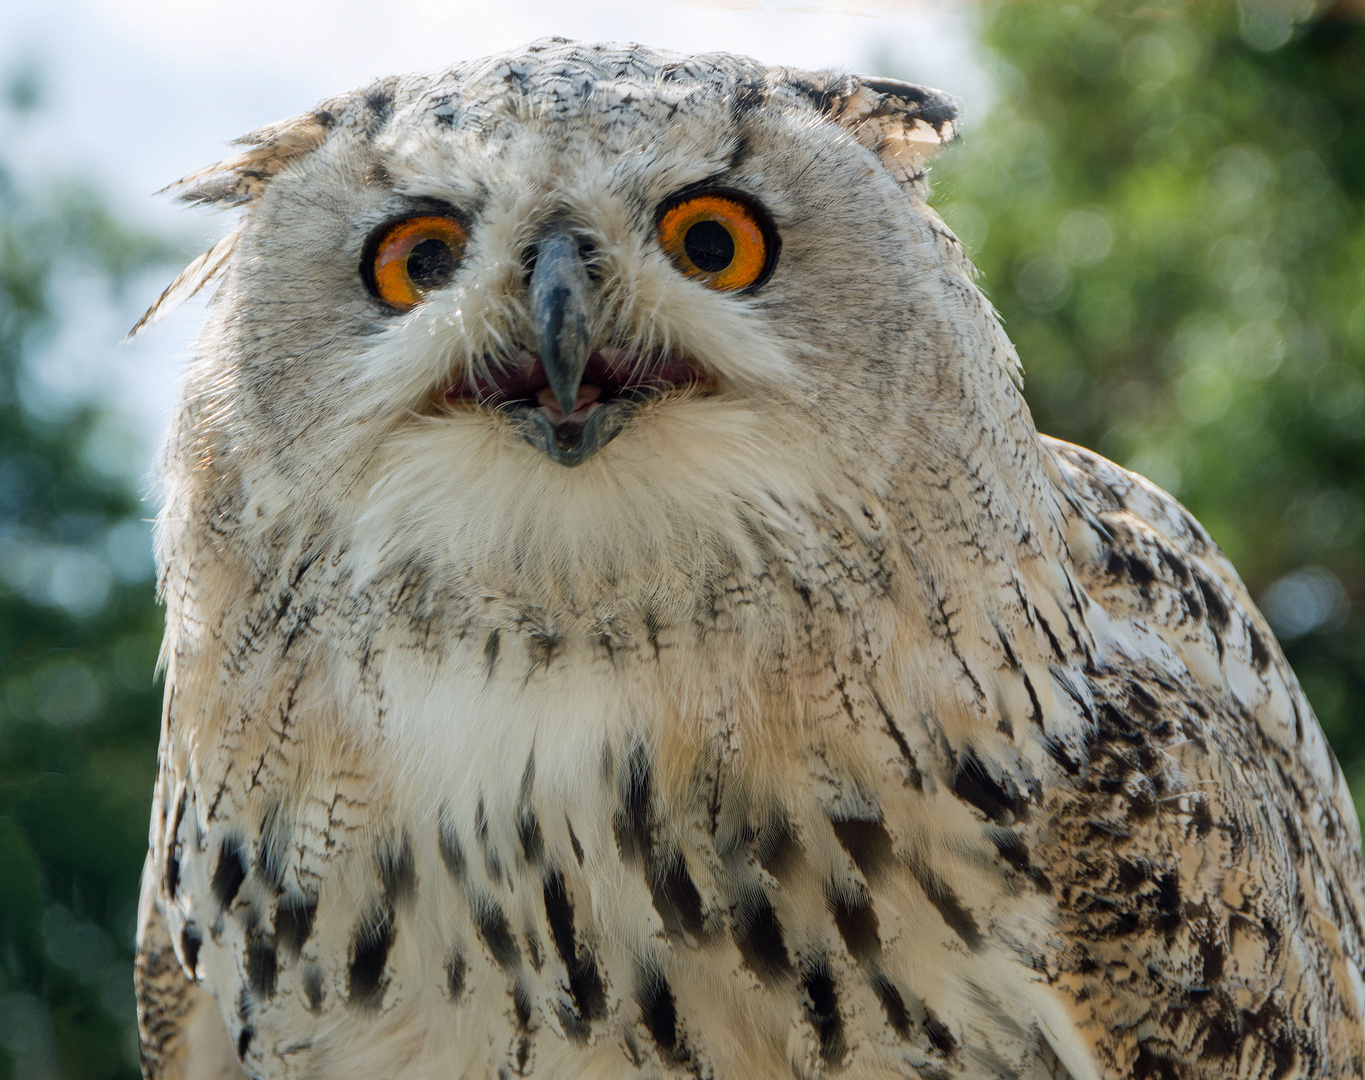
[528,230,593,418]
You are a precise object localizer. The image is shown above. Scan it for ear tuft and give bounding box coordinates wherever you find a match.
[130,107,338,336]
[159,109,336,208]
[821,75,960,187]
[125,230,241,340]
[855,77,959,140]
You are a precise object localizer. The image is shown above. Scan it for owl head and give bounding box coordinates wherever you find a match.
[145,40,1032,613]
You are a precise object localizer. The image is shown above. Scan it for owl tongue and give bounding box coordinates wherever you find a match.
[536,383,602,424]
[454,348,700,425]
[446,349,705,466]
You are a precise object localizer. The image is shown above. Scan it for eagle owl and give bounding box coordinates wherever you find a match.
[132,40,1365,1080]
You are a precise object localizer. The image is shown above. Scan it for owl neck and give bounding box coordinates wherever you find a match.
[159,366,1089,799]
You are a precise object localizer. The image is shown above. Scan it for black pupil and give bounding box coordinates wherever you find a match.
[683,220,735,273]
[406,238,456,290]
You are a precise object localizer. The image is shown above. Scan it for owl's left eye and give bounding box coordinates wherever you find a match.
[657,191,777,292]
[365,215,468,311]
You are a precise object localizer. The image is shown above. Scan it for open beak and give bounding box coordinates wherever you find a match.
[440,229,709,468]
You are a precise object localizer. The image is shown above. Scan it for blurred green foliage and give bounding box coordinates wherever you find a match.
[0,81,178,1080]
[1,3,1364,1076]
[931,2,1365,804]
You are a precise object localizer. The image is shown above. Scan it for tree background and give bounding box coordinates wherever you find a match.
[928,0,1365,805]
[0,2,1362,1076]
[0,70,181,1079]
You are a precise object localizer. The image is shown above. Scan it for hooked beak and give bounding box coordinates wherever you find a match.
[441,228,708,468]
[528,230,593,418]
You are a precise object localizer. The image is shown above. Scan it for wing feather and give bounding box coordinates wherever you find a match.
[135,857,244,1080]
[1034,434,1365,1078]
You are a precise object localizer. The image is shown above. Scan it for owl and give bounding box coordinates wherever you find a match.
[132,39,1365,1080]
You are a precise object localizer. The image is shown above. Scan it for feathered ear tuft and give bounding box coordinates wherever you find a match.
[125,230,239,340]
[127,108,336,338]
[819,75,960,188]
[159,109,336,208]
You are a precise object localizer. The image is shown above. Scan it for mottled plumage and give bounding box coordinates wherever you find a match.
[134,40,1365,1080]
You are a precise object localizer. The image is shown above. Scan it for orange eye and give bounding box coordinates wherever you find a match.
[366,215,467,311]
[657,192,775,292]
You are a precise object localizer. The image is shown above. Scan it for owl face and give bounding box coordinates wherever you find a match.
[165,42,973,602]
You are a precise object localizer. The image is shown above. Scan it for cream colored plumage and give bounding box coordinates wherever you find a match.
[133,40,1365,1080]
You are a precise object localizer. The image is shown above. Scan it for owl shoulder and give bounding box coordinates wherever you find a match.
[1044,432,1351,808]
[1030,435,1365,1074]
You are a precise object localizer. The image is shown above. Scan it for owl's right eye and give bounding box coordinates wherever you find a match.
[365,215,468,311]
